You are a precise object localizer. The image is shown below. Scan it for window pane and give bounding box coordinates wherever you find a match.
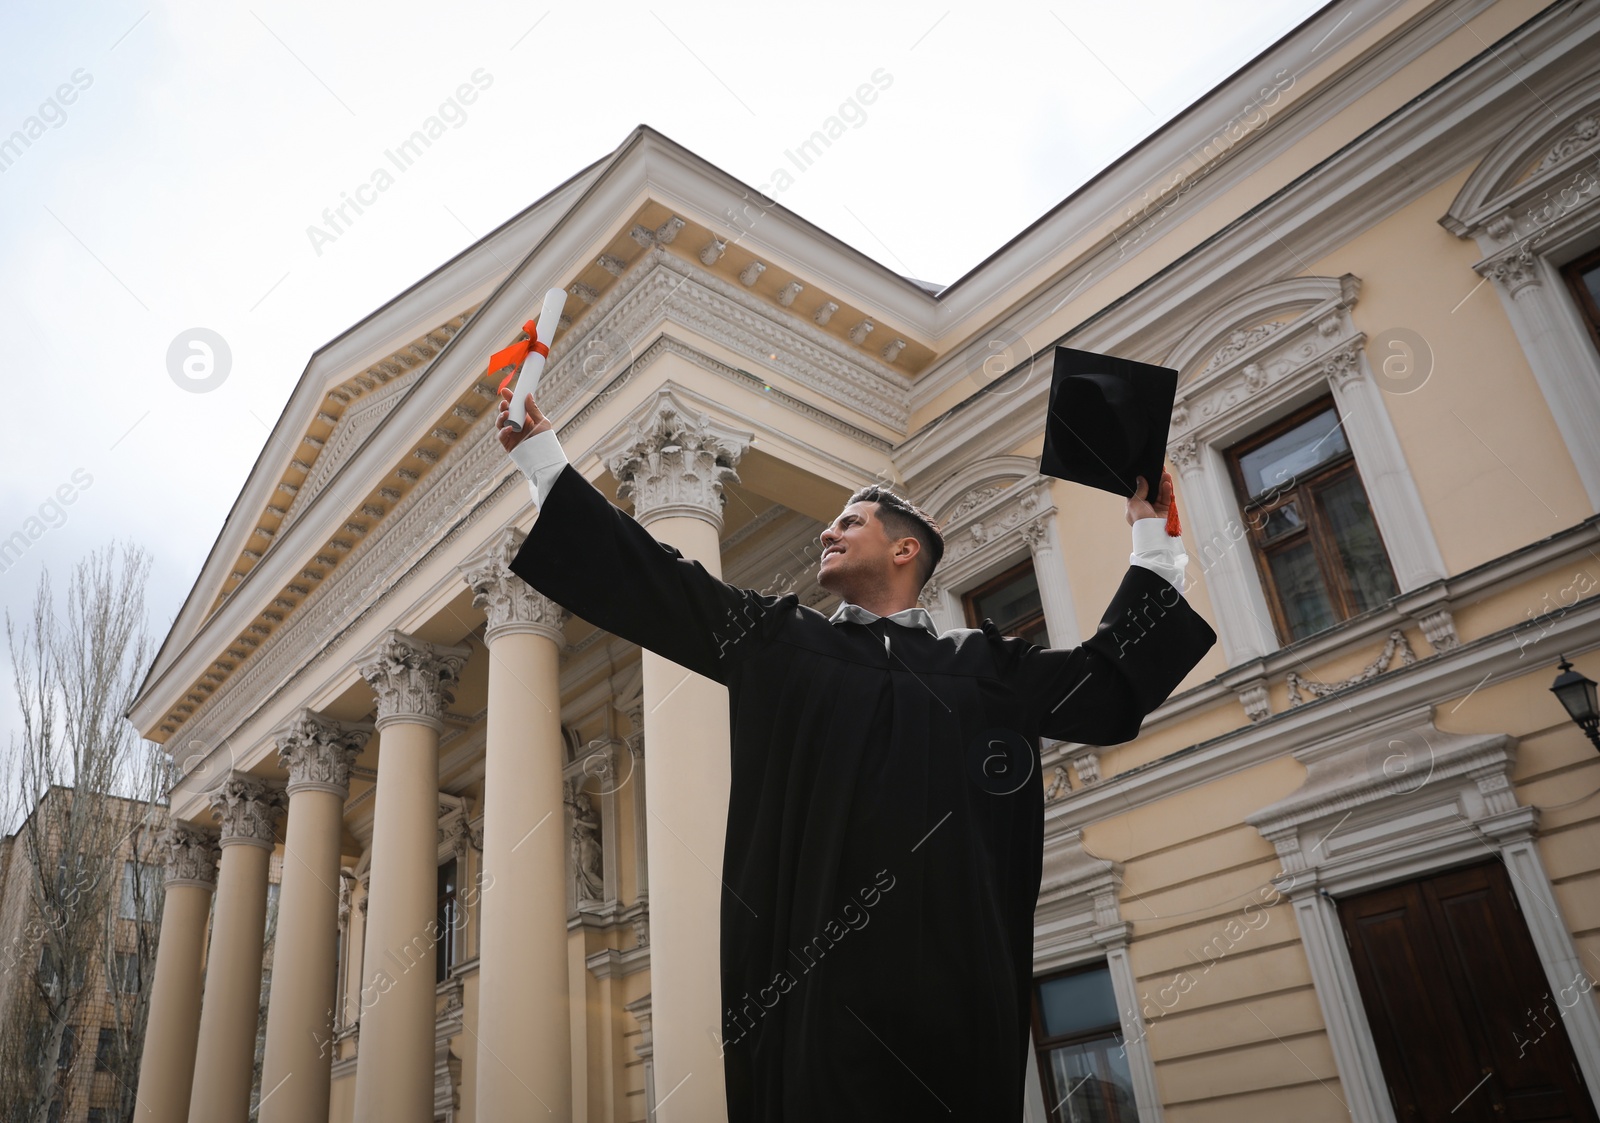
[1038,967,1120,1039]
[1267,540,1338,640]
[1042,1034,1139,1122]
[1582,260,1600,309]
[1255,499,1304,542]
[1236,407,1347,499]
[973,567,1044,637]
[1317,473,1397,613]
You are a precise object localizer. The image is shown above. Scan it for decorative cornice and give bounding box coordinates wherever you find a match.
[172,404,513,767]
[461,527,568,645]
[158,821,222,888]
[535,250,910,432]
[210,774,287,849]
[357,631,470,733]
[594,388,752,529]
[275,709,371,797]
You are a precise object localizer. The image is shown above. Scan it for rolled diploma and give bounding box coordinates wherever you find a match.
[505,288,568,431]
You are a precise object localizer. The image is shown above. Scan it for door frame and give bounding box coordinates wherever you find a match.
[1246,705,1600,1122]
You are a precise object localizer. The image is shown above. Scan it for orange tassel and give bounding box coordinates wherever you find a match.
[1165,497,1181,538]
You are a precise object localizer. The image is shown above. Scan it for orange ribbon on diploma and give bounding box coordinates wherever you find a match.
[487,288,568,432]
[489,321,549,395]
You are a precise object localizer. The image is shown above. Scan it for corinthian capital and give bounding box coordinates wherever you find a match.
[357,630,470,733]
[1168,437,1202,477]
[210,774,287,849]
[596,389,752,529]
[159,821,222,888]
[461,528,568,644]
[1478,241,1542,298]
[275,709,372,797]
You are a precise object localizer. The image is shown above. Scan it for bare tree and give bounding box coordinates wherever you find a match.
[0,542,165,1123]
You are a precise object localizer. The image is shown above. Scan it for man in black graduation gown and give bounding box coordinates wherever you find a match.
[496,385,1214,1121]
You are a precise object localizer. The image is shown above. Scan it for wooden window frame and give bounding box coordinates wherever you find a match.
[1030,961,1138,1122]
[1560,244,1600,356]
[961,557,1047,644]
[1225,396,1397,644]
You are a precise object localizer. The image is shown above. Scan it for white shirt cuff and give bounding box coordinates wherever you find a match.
[506,428,568,507]
[1129,517,1188,595]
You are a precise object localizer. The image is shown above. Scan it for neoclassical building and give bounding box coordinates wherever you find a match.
[131,1,1600,1119]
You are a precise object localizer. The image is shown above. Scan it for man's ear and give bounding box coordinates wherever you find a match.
[892,537,921,569]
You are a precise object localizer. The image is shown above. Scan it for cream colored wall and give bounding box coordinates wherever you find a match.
[1310,171,1592,571]
[1082,756,1346,1118]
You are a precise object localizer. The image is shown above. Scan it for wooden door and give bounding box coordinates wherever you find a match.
[1338,860,1598,1122]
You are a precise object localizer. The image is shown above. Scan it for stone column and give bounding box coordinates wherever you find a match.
[1167,436,1278,664]
[187,776,287,1123]
[597,389,752,1122]
[351,631,468,1123]
[462,528,573,1119]
[1020,510,1081,647]
[259,711,371,1123]
[1479,242,1600,510]
[133,823,220,1123]
[1320,345,1447,591]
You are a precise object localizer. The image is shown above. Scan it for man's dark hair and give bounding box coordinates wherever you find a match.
[846,485,945,590]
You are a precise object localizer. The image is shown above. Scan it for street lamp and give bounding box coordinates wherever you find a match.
[1549,655,1600,753]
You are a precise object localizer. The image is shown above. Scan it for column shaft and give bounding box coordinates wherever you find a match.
[259,788,345,1123]
[187,843,271,1123]
[133,883,212,1123]
[640,512,732,1123]
[476,629,572,1117]
[352,720,442,1123]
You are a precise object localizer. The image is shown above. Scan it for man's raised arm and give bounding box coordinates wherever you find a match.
[495,389,787,684]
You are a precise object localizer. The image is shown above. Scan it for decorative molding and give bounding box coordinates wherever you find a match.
[738,261,766,287]
[1200,321,1285,373]
[880,339,907,363]
[1535,113,1599,173]
[159,821,222,888]
[1237,681,1272,723]
[210,774,287,849]
[357,630,470,733]
[699,237,726,266]
[276,710,371,797]
[848,319,874,345]
[597,253,627,277]
[460,528,568,645]
[813,301,838,326]
[1285,628,1416,706]
[776,281,804,307]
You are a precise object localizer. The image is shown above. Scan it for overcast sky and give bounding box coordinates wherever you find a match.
[0,0,1326,762]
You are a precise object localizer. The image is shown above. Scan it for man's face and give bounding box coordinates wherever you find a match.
[817,501,909,593]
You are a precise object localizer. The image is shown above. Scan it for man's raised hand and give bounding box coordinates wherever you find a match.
[1126,470,1174,526]
[497,386,553,452]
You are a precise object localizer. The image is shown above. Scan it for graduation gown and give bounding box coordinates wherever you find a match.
[510,463,1217,1122]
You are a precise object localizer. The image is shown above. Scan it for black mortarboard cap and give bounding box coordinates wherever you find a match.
[1039,346,1179,498]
